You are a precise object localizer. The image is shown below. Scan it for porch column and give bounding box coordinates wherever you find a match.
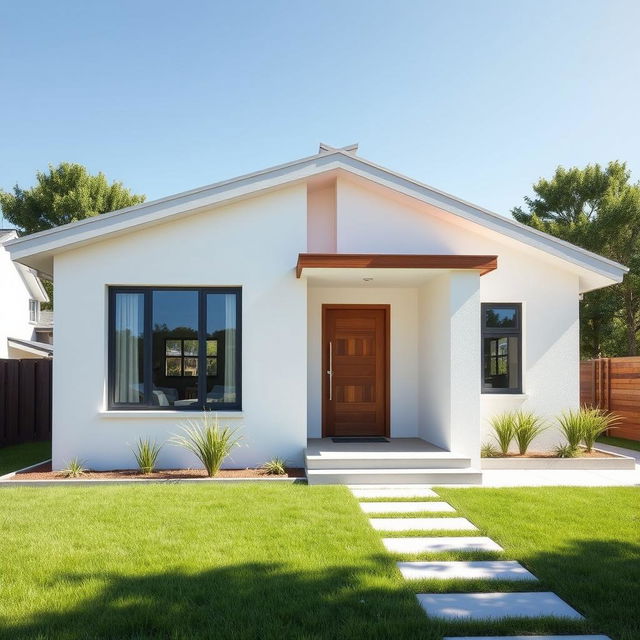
[448,272,481,467]
[418,271,480,466]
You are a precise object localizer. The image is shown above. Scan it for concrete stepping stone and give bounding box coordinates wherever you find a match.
[350,486,438,499]
[370,517,477,531]
[397,560,537,581]
[360,501,455,514]
[444,636,611,640]
[417,592,584,620]
[383,536,503,553]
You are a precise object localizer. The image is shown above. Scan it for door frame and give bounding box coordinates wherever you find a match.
[321,304,391,438]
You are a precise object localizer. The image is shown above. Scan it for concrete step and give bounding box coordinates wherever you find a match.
[306,467,482,485]
[370,517,478,532]
[359,501,455,514]
[398,560,537,581]
[417,592,584,620]
[305,450,472,470]
[443,636,612,640]
[382,536,504,553]
[350,486,439,498]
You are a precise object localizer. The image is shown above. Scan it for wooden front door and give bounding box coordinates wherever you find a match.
[322,305,389,437]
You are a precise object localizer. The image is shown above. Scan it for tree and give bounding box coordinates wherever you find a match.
[0,162,145,235]
[512,161,640,357]
[0,163,145,309]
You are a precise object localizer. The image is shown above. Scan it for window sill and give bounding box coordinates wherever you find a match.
[98,410,244,419]
[481,393,528,399]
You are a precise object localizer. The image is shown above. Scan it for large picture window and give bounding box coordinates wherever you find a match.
[481,303,522,394]
[109,287,241,410]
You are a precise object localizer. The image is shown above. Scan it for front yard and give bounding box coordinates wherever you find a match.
[0,483,637,639]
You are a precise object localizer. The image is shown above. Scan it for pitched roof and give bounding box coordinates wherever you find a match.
[5,146,628,287]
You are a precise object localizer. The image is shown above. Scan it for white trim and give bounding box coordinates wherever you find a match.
[98,410,244,419]
[5,148,628,284]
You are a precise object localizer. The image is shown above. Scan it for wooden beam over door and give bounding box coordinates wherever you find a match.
[296,253,498,278]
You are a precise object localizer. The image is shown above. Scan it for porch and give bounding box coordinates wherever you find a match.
[305,437,482,485]
[299,254,492,478]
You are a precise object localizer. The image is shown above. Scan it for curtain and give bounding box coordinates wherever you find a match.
[224,294,236,402]
[115,293,143,403]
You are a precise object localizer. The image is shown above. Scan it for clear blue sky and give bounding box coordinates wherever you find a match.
[2,0,639,226]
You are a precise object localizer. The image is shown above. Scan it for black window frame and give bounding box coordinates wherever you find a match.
[108,286,242,411]
[481,302,522,394]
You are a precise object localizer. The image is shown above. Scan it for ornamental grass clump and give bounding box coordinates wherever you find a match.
[580,407,619,452]
[59,457,87,478]
[261,457,287,475]
[490,412,517,455]
[170,412,242,477]
[481,442,500,458]
[556,409,585,456]
[132,438,163,474]
[513,410,547,455]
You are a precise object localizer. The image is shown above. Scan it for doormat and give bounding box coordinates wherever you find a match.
[331,437,390,443]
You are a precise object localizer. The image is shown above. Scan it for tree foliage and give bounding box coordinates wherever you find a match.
[512,161,640,357]
[0,162,145,235]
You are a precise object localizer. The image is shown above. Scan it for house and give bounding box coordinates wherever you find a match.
[5,144,627,483]
[0,229,52,359]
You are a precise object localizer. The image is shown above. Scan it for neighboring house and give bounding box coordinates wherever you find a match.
[0,229,52,359]
[5,145,627,481]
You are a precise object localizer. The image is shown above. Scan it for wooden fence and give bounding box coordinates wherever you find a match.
[580,357,640,441]
[0,358,52,446]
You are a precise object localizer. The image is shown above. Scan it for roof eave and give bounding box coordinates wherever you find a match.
[5,148,629,286]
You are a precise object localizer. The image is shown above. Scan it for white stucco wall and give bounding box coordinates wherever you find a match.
[307,182,336,252]
[52,185,308,470]
[307,287,419,438]
[0,236,36,358]
[336,176,580,453]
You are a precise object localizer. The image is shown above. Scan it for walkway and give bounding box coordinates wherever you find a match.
[350,484,612,640]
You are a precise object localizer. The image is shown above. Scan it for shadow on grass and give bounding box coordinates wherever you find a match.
[3,539,638,640]
[3,560,428,640]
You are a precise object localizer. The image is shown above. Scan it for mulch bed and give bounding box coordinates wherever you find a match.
[11,462,305,480]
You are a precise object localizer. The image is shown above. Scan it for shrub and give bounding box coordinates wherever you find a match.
[170,412,242,477]
[580,407,619,452]
[513,410,547,455]
[262,457,287,475]
[481,442,500,458]
[490,412,516,455]
[59,457,87,478]
[555,443,578,458]
[557,409,585,451]
[132,438,162,474]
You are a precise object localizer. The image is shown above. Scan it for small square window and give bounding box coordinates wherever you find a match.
[183,340,199,356]
[484,306,518,329]
[165,357,182,377]
[165,340,182,356]
[183,357,198,377]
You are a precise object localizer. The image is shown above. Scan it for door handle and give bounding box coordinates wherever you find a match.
[327,340,333,401]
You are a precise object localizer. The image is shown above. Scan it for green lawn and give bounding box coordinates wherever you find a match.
[597,434,640,452]
[439,486,640,640]
[0,484,637,640]
[0,441,51,475]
